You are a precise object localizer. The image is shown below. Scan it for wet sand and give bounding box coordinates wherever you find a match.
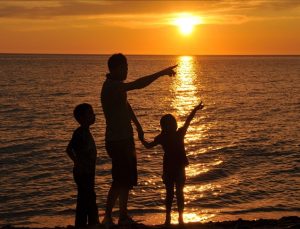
[2,216,300,229]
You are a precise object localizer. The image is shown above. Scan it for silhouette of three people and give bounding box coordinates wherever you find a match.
[67,53,204,227]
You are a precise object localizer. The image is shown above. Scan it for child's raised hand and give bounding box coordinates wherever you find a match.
[195,101,204,110]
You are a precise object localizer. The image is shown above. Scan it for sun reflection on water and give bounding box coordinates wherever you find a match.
[170,211,216,224]
[172,56,198,119]
[186,163,209,177]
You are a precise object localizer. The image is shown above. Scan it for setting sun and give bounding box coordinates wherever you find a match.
[173,14,203,36]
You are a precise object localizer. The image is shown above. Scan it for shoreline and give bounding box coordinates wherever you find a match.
[2,216,300,229]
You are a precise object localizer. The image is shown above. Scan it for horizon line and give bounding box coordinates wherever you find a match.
[1,52,300,56]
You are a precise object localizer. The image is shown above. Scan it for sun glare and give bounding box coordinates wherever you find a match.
[173,14,203,36]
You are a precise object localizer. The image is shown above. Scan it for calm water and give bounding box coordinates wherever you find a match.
[0,54,299,226]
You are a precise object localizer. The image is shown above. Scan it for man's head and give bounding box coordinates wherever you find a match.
[160,114,178,133]
[107,53,128,81]
[73,103,95,126]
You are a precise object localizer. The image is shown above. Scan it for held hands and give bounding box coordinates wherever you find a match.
[157,64,178,77]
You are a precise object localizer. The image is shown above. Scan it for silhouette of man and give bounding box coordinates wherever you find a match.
[101,53,176,226]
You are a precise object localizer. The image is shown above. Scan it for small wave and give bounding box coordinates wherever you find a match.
[240,137,270,143]
[189,202,222,209]
[30,172,52,180]
[0,208,52,219]
[267,167,299,176]
[224,147,271,157]
[189,168,229,182]
[49,92,68,97]
[224,206,300,215]
[0,107,24,113]
[126,208,165,215]
[57,208,74,215]
[0,143,38,154]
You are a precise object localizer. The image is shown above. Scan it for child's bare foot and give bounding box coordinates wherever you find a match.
[164,213,171,226]
[178,214,184,225]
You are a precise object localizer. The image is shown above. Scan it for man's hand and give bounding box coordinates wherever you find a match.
[137,127,144,141]
[195,101,204,111]
[157,64,178,77]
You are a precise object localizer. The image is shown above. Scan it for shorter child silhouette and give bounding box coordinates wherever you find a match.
[66,103,100,227]
[140,101,204,225]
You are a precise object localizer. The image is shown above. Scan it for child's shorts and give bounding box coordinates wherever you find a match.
[163,167,186,187]
[105,138,137,189]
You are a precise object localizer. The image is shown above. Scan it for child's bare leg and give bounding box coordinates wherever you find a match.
[176,183,184,224]
[165,183,174,225]
[104,184,119,219]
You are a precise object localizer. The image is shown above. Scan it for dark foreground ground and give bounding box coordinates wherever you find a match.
[2,216,300,229]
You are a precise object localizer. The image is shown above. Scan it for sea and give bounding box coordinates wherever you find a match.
[0,54,299,227]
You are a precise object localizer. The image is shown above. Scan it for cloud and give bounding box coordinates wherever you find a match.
[0,0,299,29]
[0,0,299,19]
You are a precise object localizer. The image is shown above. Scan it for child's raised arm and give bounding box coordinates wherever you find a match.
[181,101,204,135]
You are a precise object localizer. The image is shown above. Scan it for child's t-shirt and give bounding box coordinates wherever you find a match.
[69,126,97,174]
[154,127,189,174]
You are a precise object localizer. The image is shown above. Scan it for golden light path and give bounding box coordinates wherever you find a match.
[172,56,198,118]
[170,56,221,223]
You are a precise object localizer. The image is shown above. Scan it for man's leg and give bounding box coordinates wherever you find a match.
[104,184,120,219]
[118,139,137,222]
[119,187,129,219]
[104,141,119,221]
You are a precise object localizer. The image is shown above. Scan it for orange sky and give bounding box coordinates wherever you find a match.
[0,0,300,55]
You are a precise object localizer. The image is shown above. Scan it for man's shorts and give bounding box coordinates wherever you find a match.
[105,138,137,189]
